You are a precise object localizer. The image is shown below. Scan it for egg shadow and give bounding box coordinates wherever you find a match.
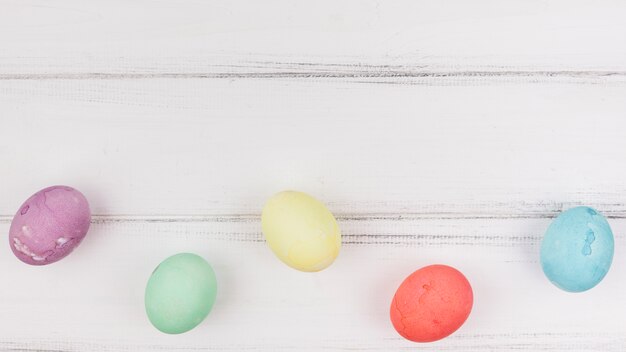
[353,247,411,336]
[522,217,550,279]
[78,182,111,217]
[195,231,251,330]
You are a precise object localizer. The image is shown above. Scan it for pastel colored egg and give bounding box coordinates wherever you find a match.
[145,253,217,334]
[390,265,473,343]
[541,206,614,292]
[262,191,341,272]
[9,185,91,265]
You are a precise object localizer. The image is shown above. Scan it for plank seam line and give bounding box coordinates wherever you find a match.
[1,70,625,80]
[0,212,625,223]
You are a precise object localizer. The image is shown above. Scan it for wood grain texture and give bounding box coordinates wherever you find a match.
[1,79,625,216]
[1,0,626,76]
[0,218,625,352]
[2,0,626,350]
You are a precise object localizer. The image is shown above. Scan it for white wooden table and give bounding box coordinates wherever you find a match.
[1,1,626,351]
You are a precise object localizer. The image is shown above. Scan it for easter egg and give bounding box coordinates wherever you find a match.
[390,265,473,343]
[262,191,341,272]
[145,253,217,334]
[541,206,614,292]
[9,185,91,265]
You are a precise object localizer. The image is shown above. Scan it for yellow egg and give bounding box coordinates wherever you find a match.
[261,191,341,272]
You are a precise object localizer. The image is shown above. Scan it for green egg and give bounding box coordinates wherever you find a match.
[145,253,217,334]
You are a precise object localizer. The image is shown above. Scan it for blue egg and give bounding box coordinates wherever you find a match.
[540,206,614,292]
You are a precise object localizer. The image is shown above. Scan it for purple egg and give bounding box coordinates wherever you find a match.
[9,186,91,265]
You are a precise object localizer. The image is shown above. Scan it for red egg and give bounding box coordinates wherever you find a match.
[390,264,473,343]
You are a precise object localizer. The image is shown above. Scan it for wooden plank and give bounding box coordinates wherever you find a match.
[0,217,624,351]
[1,0,626,75]
[1,79,625,216]
[2,3,626,350]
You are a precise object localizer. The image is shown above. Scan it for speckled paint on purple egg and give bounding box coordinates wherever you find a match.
[9,186,91,265]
